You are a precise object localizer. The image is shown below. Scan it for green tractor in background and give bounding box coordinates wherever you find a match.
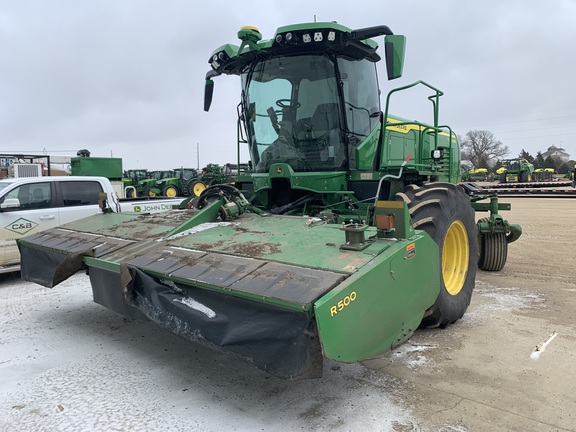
[199,163,229,186]
[122,169,148,197]
[152,167,203,197]
[136,170,174,196]
[497,158,534,183]
[19,22,522,380]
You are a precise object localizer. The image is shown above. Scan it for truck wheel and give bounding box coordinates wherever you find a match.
[188,181,206,197]
[499,173,507,183]
[163,185,179,197]
[520,171,531,182]
[396,183,478,328]
[477,217,508,271]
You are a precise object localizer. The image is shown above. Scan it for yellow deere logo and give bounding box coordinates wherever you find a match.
[276,166,283,174]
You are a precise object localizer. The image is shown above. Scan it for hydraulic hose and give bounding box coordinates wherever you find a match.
[373,154,412,206]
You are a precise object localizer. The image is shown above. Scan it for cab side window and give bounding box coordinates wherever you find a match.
[60,181,103,206]
[2,182,53,210]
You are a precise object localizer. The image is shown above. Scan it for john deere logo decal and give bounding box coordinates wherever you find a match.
[276,166,283,174]
[5,218,39,235]
[133,206,142,212]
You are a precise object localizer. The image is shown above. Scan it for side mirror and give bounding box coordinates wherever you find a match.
[204,78,214,112]
[384,35,406,80]
[0,198,21,209]
[204,70,220,112]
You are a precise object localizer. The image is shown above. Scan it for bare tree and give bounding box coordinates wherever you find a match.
[461,130,509,168]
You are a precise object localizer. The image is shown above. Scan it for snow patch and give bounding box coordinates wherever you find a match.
[463,283,545,324]
[173,297,216,318]
[391,343,435,368]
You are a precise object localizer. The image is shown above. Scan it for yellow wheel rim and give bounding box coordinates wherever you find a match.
[442,220,469,296]
[193,182,206,197]
[165,187,178,197]
[148,190,156,197]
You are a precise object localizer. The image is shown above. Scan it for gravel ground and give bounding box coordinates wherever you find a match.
[1,197,575,431]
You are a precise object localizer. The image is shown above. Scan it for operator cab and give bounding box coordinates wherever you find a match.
[204,23,406,176]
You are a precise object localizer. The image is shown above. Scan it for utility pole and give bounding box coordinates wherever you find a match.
[196,143,200,170]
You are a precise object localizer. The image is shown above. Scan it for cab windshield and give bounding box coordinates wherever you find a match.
[242,55,380,173]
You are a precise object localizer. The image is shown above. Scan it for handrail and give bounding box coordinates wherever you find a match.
[383,80,444,133]
[381,80,457,180]
[124,186,137,199]
[382,80,444,148]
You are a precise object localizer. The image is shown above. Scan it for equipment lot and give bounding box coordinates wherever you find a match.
[1,197,575,431]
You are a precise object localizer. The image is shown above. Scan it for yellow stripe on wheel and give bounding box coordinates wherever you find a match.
[193,182,206,197]
[165,187,178,197]
[442,220,469,296]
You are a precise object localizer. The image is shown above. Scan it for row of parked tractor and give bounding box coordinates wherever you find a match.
[462,158,557,183]
[122,163,249,198]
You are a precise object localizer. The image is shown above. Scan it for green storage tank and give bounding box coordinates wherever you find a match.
[71,157,123,179]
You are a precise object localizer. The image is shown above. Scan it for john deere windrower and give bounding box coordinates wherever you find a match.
[18,22,521,379]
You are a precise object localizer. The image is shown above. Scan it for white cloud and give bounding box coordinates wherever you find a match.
[0,0,575,168]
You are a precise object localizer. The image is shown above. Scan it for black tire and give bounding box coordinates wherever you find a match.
[520,171,531,182]
[396,183,478,328]
[477,217,508,271]
[499,173,507,183]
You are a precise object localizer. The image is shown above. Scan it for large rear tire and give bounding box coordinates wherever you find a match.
[396,183,478,328]
[477,217,508,271]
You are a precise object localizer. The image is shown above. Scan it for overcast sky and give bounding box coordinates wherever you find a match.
[1,0,575,170]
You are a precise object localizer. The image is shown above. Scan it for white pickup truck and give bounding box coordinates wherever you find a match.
[0,176,184,274]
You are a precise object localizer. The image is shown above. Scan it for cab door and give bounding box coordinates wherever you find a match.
[0,181,59,268]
